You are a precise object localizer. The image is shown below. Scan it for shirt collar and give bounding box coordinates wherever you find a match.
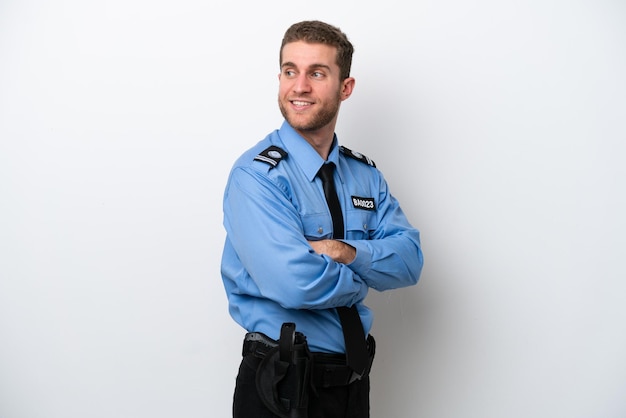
[278,121,343,183]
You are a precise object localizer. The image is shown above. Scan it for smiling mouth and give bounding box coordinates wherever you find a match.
[291,100,312,108]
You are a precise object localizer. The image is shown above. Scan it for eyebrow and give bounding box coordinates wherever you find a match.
[281,62,332,72]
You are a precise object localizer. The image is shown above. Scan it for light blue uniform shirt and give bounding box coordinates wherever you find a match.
[221,121,423,353]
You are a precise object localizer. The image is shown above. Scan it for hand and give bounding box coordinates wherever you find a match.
[308,239,356,264]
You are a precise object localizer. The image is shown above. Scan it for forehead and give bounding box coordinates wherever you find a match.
[281,41,338,69]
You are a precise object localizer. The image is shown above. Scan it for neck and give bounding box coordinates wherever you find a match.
[294,125,336,161]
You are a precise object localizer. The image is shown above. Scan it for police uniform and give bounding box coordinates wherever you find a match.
[221,120,423,417]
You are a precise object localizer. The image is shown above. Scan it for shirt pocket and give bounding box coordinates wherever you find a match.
[301,212,333,240]
[345,209,376,240]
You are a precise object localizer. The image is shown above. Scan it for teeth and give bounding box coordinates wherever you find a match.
[292,101,310,106]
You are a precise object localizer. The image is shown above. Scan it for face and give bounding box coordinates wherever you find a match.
[278,41,354,137]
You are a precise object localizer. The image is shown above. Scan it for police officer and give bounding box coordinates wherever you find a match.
[221,20,424,418]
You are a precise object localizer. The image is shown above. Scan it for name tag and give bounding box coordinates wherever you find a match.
[351,196,376,211]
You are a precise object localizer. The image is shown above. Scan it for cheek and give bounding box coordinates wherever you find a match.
[278,82,290,97]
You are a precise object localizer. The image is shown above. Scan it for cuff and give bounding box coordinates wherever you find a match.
[341,240,373,283]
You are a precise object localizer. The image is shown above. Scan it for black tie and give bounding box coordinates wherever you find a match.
[317,162,369,376]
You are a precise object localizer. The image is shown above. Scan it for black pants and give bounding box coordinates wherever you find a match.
[233,353,371,418]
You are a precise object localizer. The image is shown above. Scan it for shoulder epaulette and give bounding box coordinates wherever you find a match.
[254,145,287,168]
[340,145,376,167]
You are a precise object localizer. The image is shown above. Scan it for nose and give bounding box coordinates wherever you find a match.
[292,73,311,93]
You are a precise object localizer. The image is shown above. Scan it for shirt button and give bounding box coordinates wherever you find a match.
[363,224,368,230]
[318,227,323,234]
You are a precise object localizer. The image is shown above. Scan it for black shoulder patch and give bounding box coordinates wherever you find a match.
[340,146,376,167]
[254,145,287,168]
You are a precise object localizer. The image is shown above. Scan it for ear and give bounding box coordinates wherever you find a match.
[340,77,355,101]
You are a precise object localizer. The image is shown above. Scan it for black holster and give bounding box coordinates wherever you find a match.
[255,323,313,418]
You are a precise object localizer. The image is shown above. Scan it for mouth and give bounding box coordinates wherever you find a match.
[290,99,313,110]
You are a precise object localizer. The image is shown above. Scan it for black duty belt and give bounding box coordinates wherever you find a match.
[243,332,376,388]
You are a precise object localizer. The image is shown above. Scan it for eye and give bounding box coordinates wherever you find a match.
[311,71,324,78]
[281,68,296,78]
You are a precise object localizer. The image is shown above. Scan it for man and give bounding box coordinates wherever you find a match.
[221,20,423,418]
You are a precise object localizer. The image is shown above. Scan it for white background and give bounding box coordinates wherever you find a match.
[1,1,625,417]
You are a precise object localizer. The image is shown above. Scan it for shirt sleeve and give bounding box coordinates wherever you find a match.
[343,173,424,291]
[223,166,369,310]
